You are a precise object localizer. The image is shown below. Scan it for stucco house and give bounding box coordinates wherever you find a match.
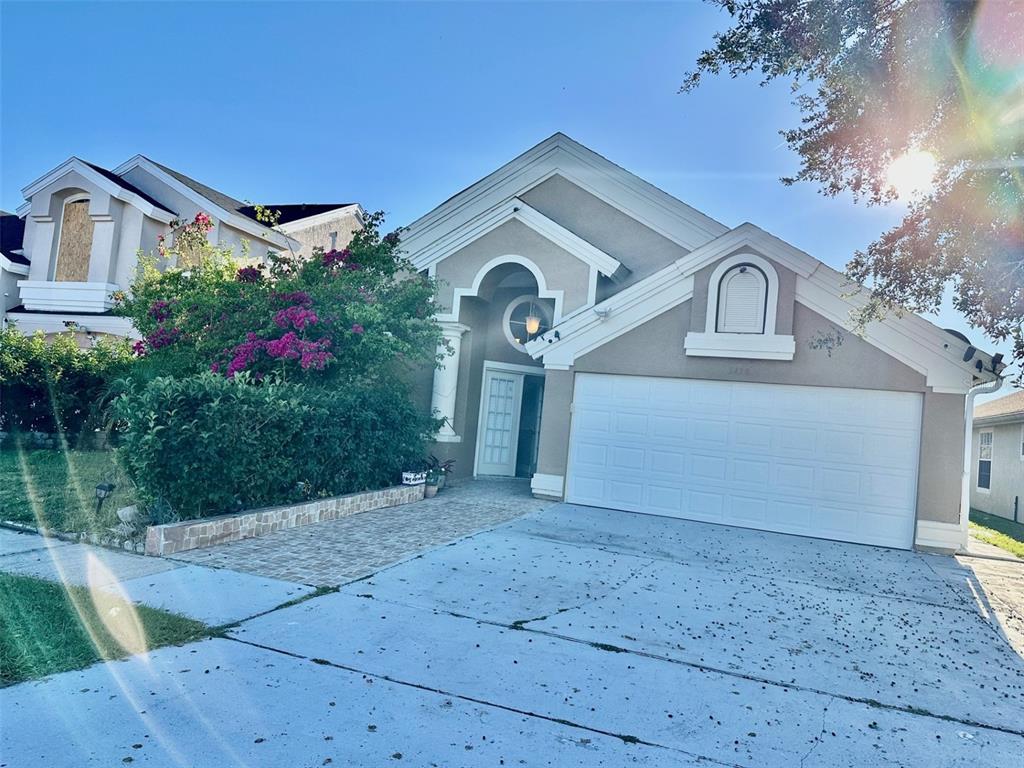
[971,391,1024,522]
[2,155,361,340]
[404,133,1004,553]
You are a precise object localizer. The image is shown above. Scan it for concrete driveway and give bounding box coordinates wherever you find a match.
[3,503,1023,767]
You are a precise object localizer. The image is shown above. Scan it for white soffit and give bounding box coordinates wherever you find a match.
[402,133,730,266]
[112,156,299,251]
[420,198,622,278]
[20,158,177,224]
[527,223,997,392]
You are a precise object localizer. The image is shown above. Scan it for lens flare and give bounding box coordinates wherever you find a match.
[887,149,938,199]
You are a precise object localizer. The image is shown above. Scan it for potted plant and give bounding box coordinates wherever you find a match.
[425,455,456,491]
[424,470,440,498]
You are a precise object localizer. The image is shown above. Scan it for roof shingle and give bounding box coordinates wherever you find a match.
[975,390,1024,421]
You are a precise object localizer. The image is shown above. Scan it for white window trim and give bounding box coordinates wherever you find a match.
[977,430,993,493]
[716,263,768,333]
[684,252,795,360]
[1019,423,1023,462]
[502,294,553,353]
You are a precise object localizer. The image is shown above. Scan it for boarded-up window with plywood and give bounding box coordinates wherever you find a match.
[54,199,94,281]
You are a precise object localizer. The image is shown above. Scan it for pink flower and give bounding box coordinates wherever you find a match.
[131,340,147,357]
[351,323,364,335]
[322,248,351,269]
[194,212,213,231]
[274,305,319,330]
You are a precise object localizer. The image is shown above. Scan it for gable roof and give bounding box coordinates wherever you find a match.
[401,133,730,274]
[975,390,1024,424]
[526,221,1002,394]
[18,157,179,224]
[82,162,176,216]
[0,211,27,265]
[111,155,299,251]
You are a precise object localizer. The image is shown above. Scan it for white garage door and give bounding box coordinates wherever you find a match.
[567,374,923,549]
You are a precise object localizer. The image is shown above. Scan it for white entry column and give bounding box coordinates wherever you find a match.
[431,322,471,442]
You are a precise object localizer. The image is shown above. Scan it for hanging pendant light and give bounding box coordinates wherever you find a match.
[525,301,541,336]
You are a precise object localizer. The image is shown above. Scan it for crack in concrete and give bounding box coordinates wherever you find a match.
[798,697,831,768]
[343,592,1024,739]
[226,636,746,768]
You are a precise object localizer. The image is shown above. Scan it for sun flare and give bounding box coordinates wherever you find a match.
[886,149,938,199]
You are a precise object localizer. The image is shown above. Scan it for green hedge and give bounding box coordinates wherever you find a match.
[113,373,435,521]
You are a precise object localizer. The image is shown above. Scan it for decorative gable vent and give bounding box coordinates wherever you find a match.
[716,264,766,334]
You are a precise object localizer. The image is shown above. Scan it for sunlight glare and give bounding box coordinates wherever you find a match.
[887,149,939,200]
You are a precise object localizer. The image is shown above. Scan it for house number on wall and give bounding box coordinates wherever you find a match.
[728,365,753,376]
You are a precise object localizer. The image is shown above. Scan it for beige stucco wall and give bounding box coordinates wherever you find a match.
[283,210,362,258]
[532,298,965,525]
[970,421,1024,520]
[433,219,592,317]
[520,174,691,296]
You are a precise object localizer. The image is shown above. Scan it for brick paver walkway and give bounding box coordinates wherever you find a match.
[170,478,553,586]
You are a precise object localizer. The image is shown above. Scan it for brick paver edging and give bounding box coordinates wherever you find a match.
[144,484,425,556]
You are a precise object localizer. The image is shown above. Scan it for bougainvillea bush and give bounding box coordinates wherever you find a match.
[116,211,441,386]
[114,373,436,520]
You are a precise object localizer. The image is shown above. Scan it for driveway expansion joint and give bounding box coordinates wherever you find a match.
[345,591,1024,739]
[224,635,747,768]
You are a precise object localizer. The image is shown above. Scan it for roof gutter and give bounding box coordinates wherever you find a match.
[960,377,1005,548]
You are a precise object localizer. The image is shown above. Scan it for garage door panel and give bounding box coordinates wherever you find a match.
[567,374,922,550]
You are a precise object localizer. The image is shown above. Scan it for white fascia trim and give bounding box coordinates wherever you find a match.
[795,267,988,393]
[401,134,729,261]
[410,198,622,277]
[5,311,138,339]
[437,253,566,325]
[17,280,119,313]
[914,519,966,553]
[20,157,177,224]
[482,359,546,377]
[1,255,29,275]
[529,275,695,369]
[277,204,365,234]
[111,156,298,251]
[531,473,565,499]
[671,222,818,280]
[684,332,796,360]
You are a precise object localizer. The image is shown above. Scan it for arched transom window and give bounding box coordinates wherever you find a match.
[716,263,767,334]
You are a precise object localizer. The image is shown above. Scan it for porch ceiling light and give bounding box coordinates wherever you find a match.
[525,313,542,336]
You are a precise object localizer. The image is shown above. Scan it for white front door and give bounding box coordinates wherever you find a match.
[476,369,524,476]
[567,374,923,549]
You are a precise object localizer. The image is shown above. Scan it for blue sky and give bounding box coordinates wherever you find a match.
[0,1,1015,387]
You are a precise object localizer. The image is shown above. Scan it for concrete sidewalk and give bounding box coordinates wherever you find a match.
[0,528,313,625]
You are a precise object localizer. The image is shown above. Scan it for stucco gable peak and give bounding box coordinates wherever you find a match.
[401,134,730,263]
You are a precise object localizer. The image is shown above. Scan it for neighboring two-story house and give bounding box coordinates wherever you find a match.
[1,155,361,340]
[971,390,1024,522]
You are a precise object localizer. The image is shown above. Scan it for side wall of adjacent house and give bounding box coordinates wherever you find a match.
[970,421,1024,521]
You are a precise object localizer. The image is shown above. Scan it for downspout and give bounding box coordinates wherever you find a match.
[960,377,1004,550]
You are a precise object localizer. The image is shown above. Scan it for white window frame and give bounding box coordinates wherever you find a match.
[977,430,993,493]
[716,263,768,334]
[1019,423,1023,462]
[684,252,795,360]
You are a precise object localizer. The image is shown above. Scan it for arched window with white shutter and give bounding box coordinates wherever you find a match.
[716,264,767,334]
[684,252,796,360]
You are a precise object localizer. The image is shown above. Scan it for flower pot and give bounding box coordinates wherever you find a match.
[424,484,438,498]
[437,473,447,491]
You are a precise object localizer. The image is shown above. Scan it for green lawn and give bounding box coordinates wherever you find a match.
[969,509,1024,559]
[0,573,209,685]
[0,448,136,534]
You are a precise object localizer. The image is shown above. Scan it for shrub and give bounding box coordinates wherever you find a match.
[0,328,134,439]
[115,211,441,387]
[113,373,437,520]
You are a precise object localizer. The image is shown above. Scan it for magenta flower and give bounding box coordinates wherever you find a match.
[148,300,173,322]
[274,305,319,330]
[351,323,364,335]
[322,248,351,268]
[194,212,213,231]
[146,325,181,349]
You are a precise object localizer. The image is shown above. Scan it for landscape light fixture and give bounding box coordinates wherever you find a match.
[95,482,116,517]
